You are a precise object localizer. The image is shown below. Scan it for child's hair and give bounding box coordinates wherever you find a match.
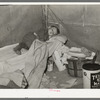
[49,25,60,34]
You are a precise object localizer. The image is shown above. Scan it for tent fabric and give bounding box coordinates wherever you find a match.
[0,5,46,47]
[48,5,100,52]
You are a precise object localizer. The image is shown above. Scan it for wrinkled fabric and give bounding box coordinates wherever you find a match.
[0,39,48,88]
[46,35,68,57]
[0,70,28,88]
[0,35,67,88]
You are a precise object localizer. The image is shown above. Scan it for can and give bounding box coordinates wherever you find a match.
[82,63,100,88]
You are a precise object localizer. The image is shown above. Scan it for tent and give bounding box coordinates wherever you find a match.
[0,5,99,89]
[0,5,100,52]
[48,5,100,52]
[0,5,46,47]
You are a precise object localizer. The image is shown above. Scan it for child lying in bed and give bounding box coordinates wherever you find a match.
[13,32,38,55]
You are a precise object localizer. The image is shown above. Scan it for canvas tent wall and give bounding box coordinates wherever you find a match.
[0,5,46,47]
[48,5,100,52]
[0,5,100,53]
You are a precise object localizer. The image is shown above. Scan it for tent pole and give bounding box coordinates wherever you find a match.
[45,5,48,29]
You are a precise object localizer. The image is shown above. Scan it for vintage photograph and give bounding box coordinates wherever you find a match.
[0,4,99,89]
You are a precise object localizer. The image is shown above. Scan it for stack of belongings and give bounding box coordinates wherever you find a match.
[53,44,95,77]
[67,47,95,77]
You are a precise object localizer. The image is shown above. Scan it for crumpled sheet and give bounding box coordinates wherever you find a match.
[0,35,67,88]
[0,39,49,88]
[0,70,28,88]
[0,43,19,62]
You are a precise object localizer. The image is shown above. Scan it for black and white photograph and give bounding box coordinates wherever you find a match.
[0,3,100,90]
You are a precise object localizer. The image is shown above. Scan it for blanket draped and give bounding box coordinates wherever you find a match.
[0,35,67,88]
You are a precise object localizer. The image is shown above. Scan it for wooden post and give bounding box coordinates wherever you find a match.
[45,5,48,29]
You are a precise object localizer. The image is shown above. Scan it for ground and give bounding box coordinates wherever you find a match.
[40,64,83,89]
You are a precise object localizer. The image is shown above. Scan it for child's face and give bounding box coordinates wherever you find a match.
[48,27,58,36]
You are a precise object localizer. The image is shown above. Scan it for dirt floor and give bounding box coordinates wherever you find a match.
[40,65,83,89]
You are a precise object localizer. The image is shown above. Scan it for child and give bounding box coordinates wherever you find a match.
[47,25,60,39]
[47,25,60,71]
[13,32,38,55]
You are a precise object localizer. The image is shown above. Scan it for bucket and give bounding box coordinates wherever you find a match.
[82,63,100,88]
[67,58,93,77]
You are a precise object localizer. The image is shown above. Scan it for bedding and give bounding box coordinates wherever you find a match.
[0,35,67,88]
[0,43,18,62]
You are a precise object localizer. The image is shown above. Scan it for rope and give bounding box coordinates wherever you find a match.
[48,8,56,23]
[47,6,66,29]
